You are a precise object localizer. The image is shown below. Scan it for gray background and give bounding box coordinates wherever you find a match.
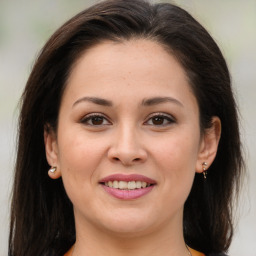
[0,0,255,255]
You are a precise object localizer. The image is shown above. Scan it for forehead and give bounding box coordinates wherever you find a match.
[63,39,196,107]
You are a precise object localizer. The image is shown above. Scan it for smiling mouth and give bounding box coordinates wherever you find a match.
[99,174,156,199]
[103,181,152,190]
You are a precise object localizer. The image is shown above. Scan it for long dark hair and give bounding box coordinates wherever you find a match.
[9,0,244,255]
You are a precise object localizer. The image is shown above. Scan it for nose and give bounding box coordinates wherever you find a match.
[107,124,147,166]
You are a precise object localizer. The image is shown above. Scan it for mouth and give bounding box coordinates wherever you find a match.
[99,174,156,200]
[102,180,152,190]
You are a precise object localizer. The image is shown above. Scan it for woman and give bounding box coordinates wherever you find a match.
[9,0,244,255]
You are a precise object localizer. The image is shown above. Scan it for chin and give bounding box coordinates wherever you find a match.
[95,210,157,236]
[102,223,154,238]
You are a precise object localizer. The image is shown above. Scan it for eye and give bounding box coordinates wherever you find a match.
[81,114,111,126]
[145,113,175,126]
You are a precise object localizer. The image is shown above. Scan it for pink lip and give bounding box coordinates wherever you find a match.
[99,174,156,200]
[102,185,154,200]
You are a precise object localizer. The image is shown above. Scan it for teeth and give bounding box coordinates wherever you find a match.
[136,181,141,188]
[128,181,136,190]
[104,180,151,190]
[105,181,112,187]
[142,181,147,188]
[119,181,128,189]
[113,180,118,189]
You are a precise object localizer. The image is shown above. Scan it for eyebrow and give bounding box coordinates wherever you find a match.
[72,97,113,107]
[72,96,183,108]
[142,97,184,107]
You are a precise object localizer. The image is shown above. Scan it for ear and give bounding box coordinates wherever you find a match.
[44,124,61,179]
[196,116,221,173]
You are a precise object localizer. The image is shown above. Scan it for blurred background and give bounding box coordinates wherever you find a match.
[0,0,255,255]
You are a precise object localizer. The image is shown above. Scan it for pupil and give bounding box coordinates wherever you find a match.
[92,116,103,125]
[153,117,163,125]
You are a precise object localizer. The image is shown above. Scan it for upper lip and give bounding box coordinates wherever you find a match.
[99,174,157,184]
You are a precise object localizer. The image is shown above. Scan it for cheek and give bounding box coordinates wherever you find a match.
[57,131,104,184]
[151,131,200,192]
[153,132,199,167]
[56,133,106,207]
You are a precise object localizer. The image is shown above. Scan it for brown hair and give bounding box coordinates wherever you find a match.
[9,0,244,255]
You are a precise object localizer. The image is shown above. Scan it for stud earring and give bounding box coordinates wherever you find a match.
[48,166,57,174]
[202,162,208,179]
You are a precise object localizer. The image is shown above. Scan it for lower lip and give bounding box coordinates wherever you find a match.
[101,185,154,200]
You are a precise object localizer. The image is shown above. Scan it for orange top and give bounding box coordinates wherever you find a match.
[64,246,73,256]
[64,245,205,256]
[190,247,206,256]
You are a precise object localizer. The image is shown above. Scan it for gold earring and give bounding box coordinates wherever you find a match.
[48,166,57,174]
[202,162,208,179]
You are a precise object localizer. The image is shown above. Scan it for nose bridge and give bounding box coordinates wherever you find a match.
[118,122,138,151]
[108,121,147,165]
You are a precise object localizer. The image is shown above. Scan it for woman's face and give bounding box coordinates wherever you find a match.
[45,39,219,236]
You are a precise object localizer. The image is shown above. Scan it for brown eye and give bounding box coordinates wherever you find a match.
[81,114,111,126]
[145,114,175,126]
[91,116,104,125]
[152,116,165,125]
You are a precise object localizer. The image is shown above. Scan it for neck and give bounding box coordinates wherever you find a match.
[72,212,190,256]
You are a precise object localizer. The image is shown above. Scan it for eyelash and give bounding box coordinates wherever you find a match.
[80,113,111,126]
[80,113,175,127]
[144,113,175,126]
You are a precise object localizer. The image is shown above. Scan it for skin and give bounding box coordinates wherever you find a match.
[45,39,221,256]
